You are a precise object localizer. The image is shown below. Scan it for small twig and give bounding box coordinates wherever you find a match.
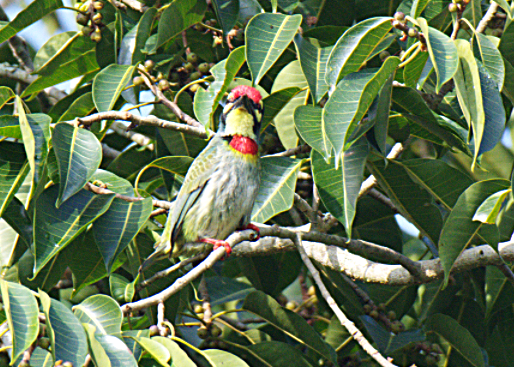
[199,276,213,326]
[367,188,399,213]
[269,144,311,157]
[84,355,92,367]
[157,302,167,336]
[496,263,514,286]
[138,66,206,130]
[150,208,168,217]
[358,142,404,198]
[20,343,36,366]
[294,193,317,224]
[119,0,147,12]
[122,230,256,314]
[137,253,206,291]
[312,185,321,215]
[294,234,398,367]
[476,2,499,33]
[78,111,208,139]
[111,120,154,149]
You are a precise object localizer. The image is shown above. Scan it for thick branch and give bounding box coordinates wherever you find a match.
[295,234,397,367]
[476,2,499,33]
[78,111,208,139]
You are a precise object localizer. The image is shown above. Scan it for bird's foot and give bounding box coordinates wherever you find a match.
[200,238,232,257]
[240,223,260,240]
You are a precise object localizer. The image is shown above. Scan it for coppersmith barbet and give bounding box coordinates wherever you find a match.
[141,86,263,270]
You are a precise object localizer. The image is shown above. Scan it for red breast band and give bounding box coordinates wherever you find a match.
[229,135,258,155]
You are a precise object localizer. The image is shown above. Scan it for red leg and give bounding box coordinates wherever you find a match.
[199,238,232,256]
[240,223,260,240]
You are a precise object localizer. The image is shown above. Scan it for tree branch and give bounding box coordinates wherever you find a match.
[476,2,499,33]
[294,234,398,367]
[270,144,311,157]
[119,0,148,12]
[78,111,208,139]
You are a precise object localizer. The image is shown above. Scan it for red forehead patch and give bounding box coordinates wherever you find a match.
[230,85,262,104]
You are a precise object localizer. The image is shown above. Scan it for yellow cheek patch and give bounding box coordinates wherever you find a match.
[224,108,256,139]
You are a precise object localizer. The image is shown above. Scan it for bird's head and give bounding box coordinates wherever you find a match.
[219,85,263,141]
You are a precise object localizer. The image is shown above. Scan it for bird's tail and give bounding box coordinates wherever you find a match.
[138,241,171,273]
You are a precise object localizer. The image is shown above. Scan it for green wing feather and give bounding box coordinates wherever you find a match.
[170,140,220,244]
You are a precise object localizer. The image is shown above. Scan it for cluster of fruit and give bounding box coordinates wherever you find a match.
[75,0,105,42]
[404,341,444,365]
[362,302,406,334]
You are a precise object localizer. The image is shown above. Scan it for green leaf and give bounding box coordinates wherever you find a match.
[152,337,196,367]
[325,17,393,86]
[416,17,458,93]
[212,0,240,35]
[27,347,54,367]
[368,70,395,155]
[83,323,138,367]
[410,0,431,18]
[261,87,301,132]
[34,186,115,275]
[2,196,33,250]
[473,32,505,90]
[153,0,207,53]
[473,189,511,224]
[403,50,429,88]
[462,0,482,27]
[132,336,171,366]
[493,0,513,18]
[39,290,88,367]
[312,138,369,238]
[294,34,331,102]
[243,291,337,365]
[0,142,28,217]
[251,156,303,223]
[439,179,509,285]
[360,315,425,354]
[368,159,443,245]
[246,13,303,85]
[119,8,157,65]
[33,31,96,76]
[57,92,95,123]
[73,294,123,338]
[202,349,250,367]
[53,123,102,206]
[16,102,51,186]
[425,313,485,367]
[294,105,331,158]
[247,341,313,367]
[0,0,63,45]
[0,86,14,109]
[93,64,136,113]
[93,195,152,273]
[22,50,99,97]
[324,56,400,161]
[205,276,254,306]
[0,280,39,362]
[270,61,308,149]
[109,273,135,303]
[399,159,474,210]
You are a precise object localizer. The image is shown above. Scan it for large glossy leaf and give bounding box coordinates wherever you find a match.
[153,0,206,53]
[294,105,331,158]
[34,186,115,275]
[39,290,88,367]
[119,8,157,65]
[312,139,368,238]
[16,102,51,186]
[270,60,308,149]
[403,50,429,88]
[203,349,250,367]
[325,17,393,86]
[416,17,458,93]
[439,179,509,285]
[246,13,302,85]
[73,294,122,338]
[399,159,474,210]
[93,64,136,113]
[53,123,102,207]
[0,142,28,217]
[0,0,63,45]
[131,336,170,366]
[251,156,303,224]
[33,31,96,76]
[22,50,100,97]
[246,341,313,367]
[473,189,511,224]
[324,56,400,161]
[425,314,485,367]
[212,0,240,35]
[368,160,443,245]
[294,34,331,102]
[83,323,138,367]
[57,92,95,123]
[368,70,395,155]
[153,337,196,367]
[261,87,301,132]
[0,86,14,109]
[473,32,505,90]
[243,291,337,364]
[194,46,246,128]
[0,280,39,362]
[93,195,152,273]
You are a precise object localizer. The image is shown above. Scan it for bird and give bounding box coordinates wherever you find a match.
[140,85,263,271]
